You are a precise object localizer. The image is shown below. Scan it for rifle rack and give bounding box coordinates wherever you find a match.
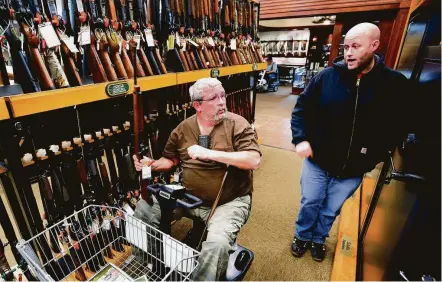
[0,63,266,119]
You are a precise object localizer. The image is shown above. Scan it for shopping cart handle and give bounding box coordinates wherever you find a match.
[147,183,162,194]
[177,193,203,209]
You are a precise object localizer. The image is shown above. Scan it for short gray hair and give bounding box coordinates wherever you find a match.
[189,78,223,102]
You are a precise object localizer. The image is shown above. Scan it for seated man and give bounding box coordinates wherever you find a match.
[133,78,261,281]
[265,56,278,86]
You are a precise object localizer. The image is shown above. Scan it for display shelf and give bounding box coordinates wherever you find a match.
[4,64,265,118]
[7,73,176,118]
[0,98,9,120]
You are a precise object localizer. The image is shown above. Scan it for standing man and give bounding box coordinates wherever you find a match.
[133,78,261,280]
[290,23,408,261]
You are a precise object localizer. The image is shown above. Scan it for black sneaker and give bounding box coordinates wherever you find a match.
[311,242,326,262]
[291,237,310,257]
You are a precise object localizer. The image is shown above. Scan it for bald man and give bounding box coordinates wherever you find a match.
[290,23,408,261]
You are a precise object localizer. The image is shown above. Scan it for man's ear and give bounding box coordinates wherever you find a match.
[371,39,380,52]
[192,101,202,112]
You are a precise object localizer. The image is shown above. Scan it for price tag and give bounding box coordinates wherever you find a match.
[60,34,80,53]
[123,204,135,216]
[167,35,175,51]
[142,165,151,179]
[39,22,61,48]
[76,0,84,12]
[173,171,180,183]
[92,221,100,234]
[103,218,111,230]
[118,41,122,54]
[144,29,155,47]
[175,32,180,46]
[181,40,187,51]
[188,39,199,47]
[78,25,91,46]
[133,34,141,50]
[230,39,237,50]
[207,37,215,47]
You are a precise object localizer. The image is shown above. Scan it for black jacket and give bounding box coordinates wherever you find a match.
[291,54,409,177]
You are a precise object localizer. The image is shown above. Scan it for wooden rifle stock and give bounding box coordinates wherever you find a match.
[88,43,109,82]
[154,47,167,74]
[178,48,190,71]
[197,47,208,68]
[60,43,82,86]
[138,48,154,76]
[95,31,119,81]
[129,48,146,77]
[120,40,135,78]
[21,24,55,90]
[107,31,129,79]
[183,49,194,71]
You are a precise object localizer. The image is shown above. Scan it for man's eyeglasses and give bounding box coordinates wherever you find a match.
[195,93,226,103]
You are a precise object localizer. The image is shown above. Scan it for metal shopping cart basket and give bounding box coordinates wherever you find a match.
[16,205,200,281]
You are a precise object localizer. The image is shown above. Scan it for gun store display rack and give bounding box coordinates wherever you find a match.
[0,63,265,119]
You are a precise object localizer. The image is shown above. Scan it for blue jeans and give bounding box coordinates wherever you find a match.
[295,158,363,244]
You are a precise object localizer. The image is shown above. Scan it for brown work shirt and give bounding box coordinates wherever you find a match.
[162,113,261,205]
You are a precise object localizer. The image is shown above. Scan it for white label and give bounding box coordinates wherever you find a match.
[188,39,199,47]
[92,221,100,234]
[181,40,186,51]
[144,29,155,47]
[175,33,180,46]
[119,41,122,54]
[207,37,215,47]
[60,35,80,53]
[114,217,120,228]
[142,165,151,179]
[39,22,61,48]
[123,204,135,216]
[103,218,111,230]
[134,34,141,50]
[173,172,180,182]
[78,25,91,46]
[56,0,64,17]
[230,39,237,50]
[361,147,367,154]
[76,0,84,12]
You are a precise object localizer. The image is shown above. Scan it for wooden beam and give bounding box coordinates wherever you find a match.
[331,187,361,281]
[329,21,344,66]
[385,8,410,68]
[261,4,402,19]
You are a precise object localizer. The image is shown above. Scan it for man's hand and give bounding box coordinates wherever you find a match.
[133,155,155,172]
[295,141,313,158]
[187,145,213,161]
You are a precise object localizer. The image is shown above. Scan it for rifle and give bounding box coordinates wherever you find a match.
[0,10,41,92]
[131,42,153,205]
[44,0,83,86]
[105,0,129,79]
[11,1,55,90]
[94,131,125,252]
[34,0,71,89]
[0,38,10,86]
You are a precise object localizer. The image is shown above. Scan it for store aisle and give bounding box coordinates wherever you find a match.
[236,87,339,280]
[254,86,298,151]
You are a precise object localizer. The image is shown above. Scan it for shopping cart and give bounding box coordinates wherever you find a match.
[16,205,200,281]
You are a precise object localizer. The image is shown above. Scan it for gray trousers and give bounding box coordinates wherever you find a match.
[134,194,251,281]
